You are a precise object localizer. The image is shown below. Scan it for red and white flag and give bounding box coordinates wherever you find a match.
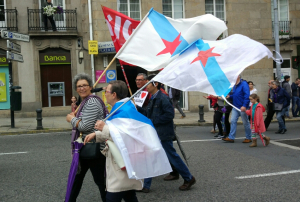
[102,6,140,65]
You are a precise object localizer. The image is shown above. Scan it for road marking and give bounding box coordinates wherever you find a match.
[235,170,300,179]
[0,152,28,156]
[271,141,300,151]
[178,137,245,143]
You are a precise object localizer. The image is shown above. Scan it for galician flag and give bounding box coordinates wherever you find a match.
[115,8,227,71]
[106,98,172,180]
[153,34,273,96]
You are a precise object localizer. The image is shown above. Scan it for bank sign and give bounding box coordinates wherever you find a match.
[39,53,71,64]
[98,41,116,54]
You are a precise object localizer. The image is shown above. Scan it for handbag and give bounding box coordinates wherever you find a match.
[79,137,101,159]
[273,103,283,111]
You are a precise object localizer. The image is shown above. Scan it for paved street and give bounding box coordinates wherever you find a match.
[1,122,300,202]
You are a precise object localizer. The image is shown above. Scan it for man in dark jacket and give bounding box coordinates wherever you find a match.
[264,79,275,129]
[169,87,186,118]
[223,75,252,143]
[291,78,300,117]
[43,0,57,31]
[137,75,195,192]
[270,80,290,134]
[282,75,292,118]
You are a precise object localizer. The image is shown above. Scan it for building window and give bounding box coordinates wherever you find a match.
[117,0,141,21]
[0,0,5,22]
[162,0,184,19]
[205,0,225,21]
[271,0,289,37]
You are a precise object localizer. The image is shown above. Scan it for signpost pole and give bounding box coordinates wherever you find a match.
[8,61,15,128]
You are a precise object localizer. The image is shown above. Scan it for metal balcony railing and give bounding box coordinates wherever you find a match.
[272,21,291,38]
[0,8,18,31]
[27,8,77,31]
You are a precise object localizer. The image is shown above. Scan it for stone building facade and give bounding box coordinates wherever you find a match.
[0,0,299,113]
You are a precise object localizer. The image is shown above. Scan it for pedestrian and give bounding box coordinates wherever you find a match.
[270,80,290,134]
[214,96,232,139]
[246,94,270,147]
[264,80,275,130]
[203,95,218,133]
[71,96,77,112]
[43,0,57,31]
[136,74,196,192]
[222,75,252,143]
[66,73,108,202]
[84,81,143,202]
[282,75,292,118]
[135,73,151,108]
[169,87,186,118]
[248,81,257,107]
[291,78,300,117]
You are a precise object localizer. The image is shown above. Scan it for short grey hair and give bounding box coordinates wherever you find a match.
[73,73,93,90]
[271,80,280,86]
[137,73,147,80]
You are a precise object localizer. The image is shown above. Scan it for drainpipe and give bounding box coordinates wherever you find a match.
[88,0,95,84]
[273,0,282,83]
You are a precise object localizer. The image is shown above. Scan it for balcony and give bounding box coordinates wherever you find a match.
[27,8,77,36]
[272,21,291,39]
[0,8,18,31]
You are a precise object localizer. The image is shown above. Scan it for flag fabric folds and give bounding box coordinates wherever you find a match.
[115,8,227,71]
[102,6,140,65]
[153,34,273,96]
[106,98,172,180]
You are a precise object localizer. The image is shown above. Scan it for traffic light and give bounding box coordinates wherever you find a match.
[292,56,300,69]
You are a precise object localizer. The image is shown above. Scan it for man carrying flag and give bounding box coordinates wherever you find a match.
[136,75,196,192]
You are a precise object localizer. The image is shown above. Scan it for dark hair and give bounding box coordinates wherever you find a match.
[250,93,260,103]
[109,80,128,100]
[147,74,161,89]
[72,96,77,101]
[73,73,93,91]
[284,75,290,81]
[247,81,254,85]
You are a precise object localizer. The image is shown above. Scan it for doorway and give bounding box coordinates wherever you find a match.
[40,64,72,107]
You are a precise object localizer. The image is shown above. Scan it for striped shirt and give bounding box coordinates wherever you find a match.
[71,97,105,150]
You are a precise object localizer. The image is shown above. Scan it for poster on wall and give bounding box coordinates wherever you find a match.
[106,70,116,83]
[101,91,112,112]
[0,73,7,102]
[95,70,106,83]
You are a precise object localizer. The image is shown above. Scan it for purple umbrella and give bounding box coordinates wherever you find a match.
[65,140,83,202]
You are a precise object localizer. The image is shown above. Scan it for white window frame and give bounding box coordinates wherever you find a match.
[0,0,7,28]
[117,0,141,21]
[205,0,226,21]
[162,0,185,19]
[271,0,289,21]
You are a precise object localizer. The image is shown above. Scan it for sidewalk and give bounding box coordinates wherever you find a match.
[0,111,299,135]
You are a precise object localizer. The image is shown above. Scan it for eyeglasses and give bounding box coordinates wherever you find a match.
[105,90,112,94]
[135,79,144,82]
[76,84,90,89]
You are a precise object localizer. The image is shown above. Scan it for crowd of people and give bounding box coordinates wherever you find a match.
[65,72,300,202]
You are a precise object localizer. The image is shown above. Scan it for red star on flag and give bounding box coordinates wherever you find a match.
[156,33,182,56]
[190,47,221,67]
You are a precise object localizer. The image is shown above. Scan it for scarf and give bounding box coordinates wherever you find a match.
[272,87,279,103]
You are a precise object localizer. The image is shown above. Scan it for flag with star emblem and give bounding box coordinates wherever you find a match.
[153,34,273,96]
[115,8,227,71]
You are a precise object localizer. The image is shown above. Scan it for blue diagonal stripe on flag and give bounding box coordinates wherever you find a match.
[195,40,231,96]
[148,9,189,56]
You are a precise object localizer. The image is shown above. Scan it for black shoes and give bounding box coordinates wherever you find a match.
[281,129,287,134]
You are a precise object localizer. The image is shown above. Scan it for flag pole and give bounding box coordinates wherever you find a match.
[121,64,133,96]
[93,57,116,88]
[103,80,152,122]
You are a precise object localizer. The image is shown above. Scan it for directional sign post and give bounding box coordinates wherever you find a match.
[7,40,21,53]
[6,51,24,63]
[1,30,30,42]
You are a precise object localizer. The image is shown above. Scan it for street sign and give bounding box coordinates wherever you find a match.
[98,41,116,54]
[6,51,24,63]
[1,30,30,42]
[88,40,98,55]
[7,40,21,53]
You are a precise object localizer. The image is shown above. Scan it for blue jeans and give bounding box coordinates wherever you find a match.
[276,107,288,130]
[228,108,251,140]
[285,105,290,117]
[292,96,300,116]
[143,141,192,189]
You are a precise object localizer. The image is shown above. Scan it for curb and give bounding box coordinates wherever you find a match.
[0,128,71,136]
